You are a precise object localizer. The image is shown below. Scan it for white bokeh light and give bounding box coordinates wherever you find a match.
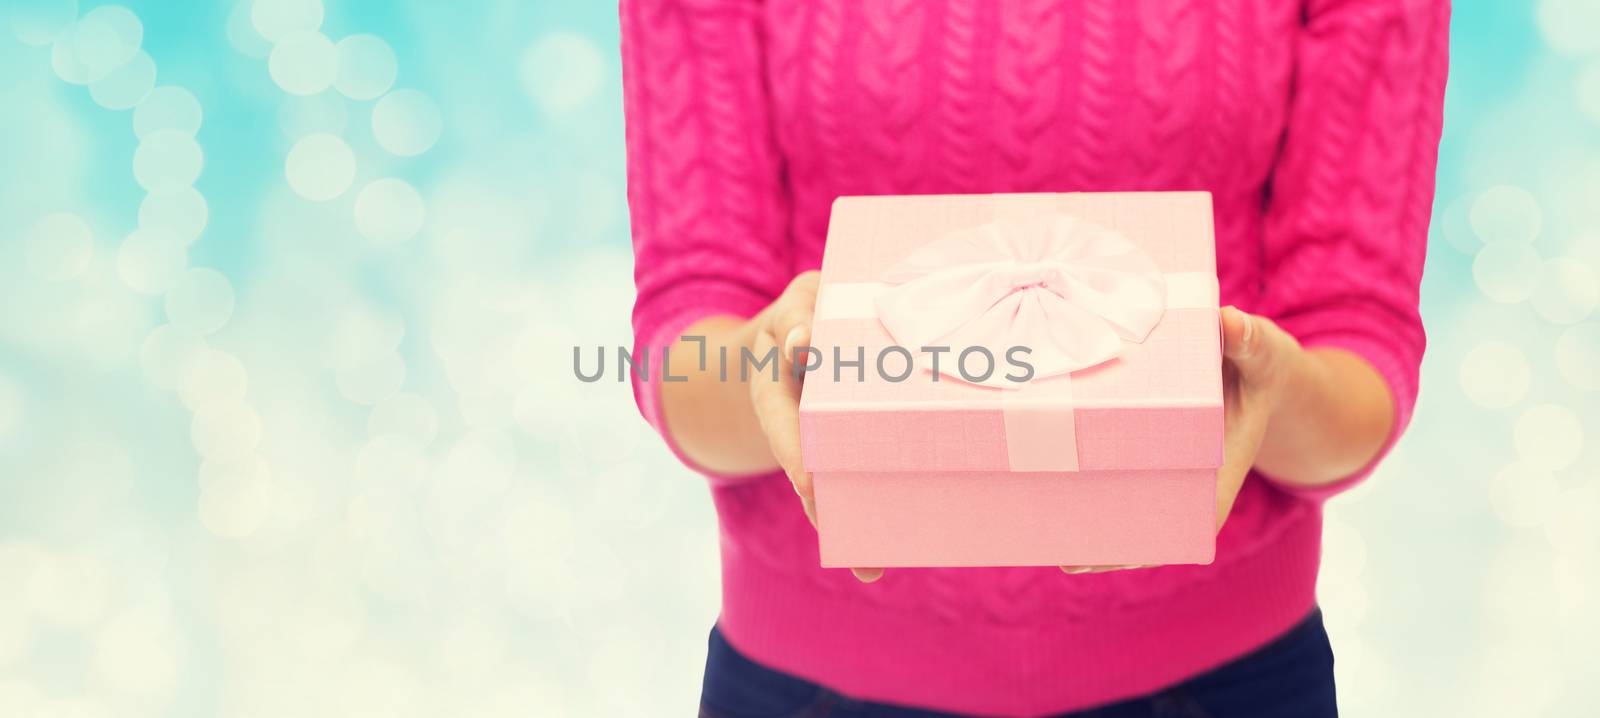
[520,32,604,114]
[138,186,209,244]
[1472,242,1541,303]
[139,324,208,390]
[268,30,337,96]
[133,129,204,191]
[328,659,417,718]
[67,4,143,81]
[225,0,271,58]
[1469,184,1541,244]
[250,0,322,43]
[116,227,187,294]
[465,676,571,718]
[514,380,571,440]
[423,180,550,304]
[355,437,427,486]
[88,48,155,110]
[8,0,78,46]
[94,605,180,702]
[1458,341,1530,409]
[354,177,425,246]
[53,698,118,718]
[164,267,236,335]
[336,353,407,406]
[24,549,109,629]
[425,430,516,550]
[198,460,275,539]
[436,614,506,677]
[0,601,30,668]
[25,212,93,281]
[179,349,249,413]
[1538,0,1600,56]
[368,393,439,448]
[1488,461,1560,528]
[1545,484,1600,556]
[199,455,270,494]
[1513,404,1585,472]
[1437,192,1480,256]
[191,400,263,462]
[1530,257,1600,324]
[334,34,397,101]
[326,305,405,370]
[343,487,428,598]
[1567,233,1600,268]
[133,85,202,138]
[73,282,153,368]
[0,544,41,665]
[372,89,441,156]
[285,132,355,201]
[1555,322,1600,390]
[501,490,581,619]
[1579,61,1600,125]
[50,25,93,84]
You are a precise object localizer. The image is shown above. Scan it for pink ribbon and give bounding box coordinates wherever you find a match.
[874,214,1167,387]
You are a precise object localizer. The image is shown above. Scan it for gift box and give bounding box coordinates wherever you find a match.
[798,192,1222,568]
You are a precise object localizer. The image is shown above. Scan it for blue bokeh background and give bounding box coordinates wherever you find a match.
[1,1,1598,716]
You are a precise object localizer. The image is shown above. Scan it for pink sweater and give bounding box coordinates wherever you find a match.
[621,1,1447,715]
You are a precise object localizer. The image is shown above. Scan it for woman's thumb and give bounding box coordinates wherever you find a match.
[1221,306,1263,365]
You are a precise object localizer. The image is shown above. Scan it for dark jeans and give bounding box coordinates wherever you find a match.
[699,609,1336,718]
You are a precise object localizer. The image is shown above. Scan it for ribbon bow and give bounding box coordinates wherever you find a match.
[874,213,1167,386]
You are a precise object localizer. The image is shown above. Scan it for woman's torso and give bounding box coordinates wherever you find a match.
[723,0,1313,611]
[705,1,1328,712]
[763,0,1302,299]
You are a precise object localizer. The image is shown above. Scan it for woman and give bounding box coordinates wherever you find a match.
[620,1,1447,715]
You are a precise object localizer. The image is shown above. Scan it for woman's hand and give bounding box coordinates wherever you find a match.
[1214,305,1299,528]
[745,272,885,584]
[1062,306,1300,574]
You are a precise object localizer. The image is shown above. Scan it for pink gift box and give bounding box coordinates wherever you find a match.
[798,192,1223,568]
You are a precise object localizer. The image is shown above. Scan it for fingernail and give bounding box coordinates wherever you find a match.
[784,326,805,356]
[1061,567,1093,574]
[1238,311,1254,356]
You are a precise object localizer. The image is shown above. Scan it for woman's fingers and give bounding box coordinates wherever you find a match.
[1220,305,1257,361]
[775,271,820,372]
[1060,565,1148,574]
[756,273,821,525]
[1221,306,1294,379]
[749,328,816,525]
[760,272,879,578]
[774,308,815,378]
[851,567,885,583]
[1217,307,1286,531]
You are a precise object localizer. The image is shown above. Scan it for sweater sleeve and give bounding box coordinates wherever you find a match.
[620,0,793,467]
[1252,0,1449,500]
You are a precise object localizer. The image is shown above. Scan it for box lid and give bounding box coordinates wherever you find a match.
[798,192,1223,474]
